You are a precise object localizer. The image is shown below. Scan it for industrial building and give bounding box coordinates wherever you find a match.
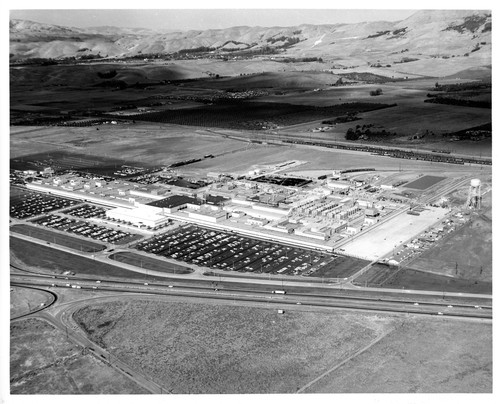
[105,205,169,228]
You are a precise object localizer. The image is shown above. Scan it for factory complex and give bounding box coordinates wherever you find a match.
[19,157,474,261]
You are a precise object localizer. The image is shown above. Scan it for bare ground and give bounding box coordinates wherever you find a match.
[306,317,492,393]
[73,298,388,394]
[10,318,148,394]
[72,297,491,394]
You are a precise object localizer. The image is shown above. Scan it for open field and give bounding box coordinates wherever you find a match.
[10,318,147,394]
[183,141,489,176]
[306,316,492,393]
[10,286,53,319]
[73,298,389,394]
[354,263,491,294]
[10,237,161,281]
[72,297,491,394]
[10,122,492,176]
[310,256,369,279]
[109,252,193,275]
[10,124,248,166]
[408,206,492,282]
[11,224,105,252]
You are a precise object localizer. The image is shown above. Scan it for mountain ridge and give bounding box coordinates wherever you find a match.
[9,10,491,71]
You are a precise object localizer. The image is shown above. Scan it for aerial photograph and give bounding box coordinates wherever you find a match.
[5,3,494,401]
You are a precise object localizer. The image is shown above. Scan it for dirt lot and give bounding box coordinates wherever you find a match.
[10,318,147,394]
[10,287,53,319]
[306,317,492,393]
[73,298,387,394]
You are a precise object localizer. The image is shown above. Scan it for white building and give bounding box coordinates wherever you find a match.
[106,205,169,228]
[327,180,351,191]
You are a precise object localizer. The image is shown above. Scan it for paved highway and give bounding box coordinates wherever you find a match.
[11,273,492,321]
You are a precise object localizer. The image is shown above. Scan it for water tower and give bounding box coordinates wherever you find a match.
[466,179,481,209]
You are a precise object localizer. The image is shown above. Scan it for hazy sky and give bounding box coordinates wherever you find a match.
[9,9,418,31]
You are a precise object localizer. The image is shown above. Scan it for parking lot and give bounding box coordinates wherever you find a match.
[62,204,107,219]
[10,190,78,219]
[31,214,142,245]
[135,224,342,277]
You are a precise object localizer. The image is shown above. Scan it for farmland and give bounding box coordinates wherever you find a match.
[124,101,395,131]
[10,318,147,394]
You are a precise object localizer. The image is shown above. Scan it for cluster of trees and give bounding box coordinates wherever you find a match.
[433,81,491,92]
[97,69,117,79]
[322,112,359,125]
[394,57,419,64]
[278,57,323,63]
[424,97,491,108]
[345,124,396,141]
[93,80,127,90]
[369,88,383,96]
[367,30,390,39]
[266,36,300,46]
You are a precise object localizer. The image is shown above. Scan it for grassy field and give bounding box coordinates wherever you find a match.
[109,252,193,275]
[11,224,105,252]
[310,255,369,279]
[409,209,492,282]
[10,237,162,281]
[72,297,491,393]
[306,317,492,393]
[73,299,387,394]
[10,123,248,167]
[355,264,492,294]
[10,318,147,394]
[10,286,54,319]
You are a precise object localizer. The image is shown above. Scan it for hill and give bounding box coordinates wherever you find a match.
[10,11,491,63]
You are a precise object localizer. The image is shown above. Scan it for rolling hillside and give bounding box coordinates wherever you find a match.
[9,10,491,79]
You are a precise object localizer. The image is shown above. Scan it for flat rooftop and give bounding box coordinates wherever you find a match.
[147,194,199,208]
[404,175,446,190]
